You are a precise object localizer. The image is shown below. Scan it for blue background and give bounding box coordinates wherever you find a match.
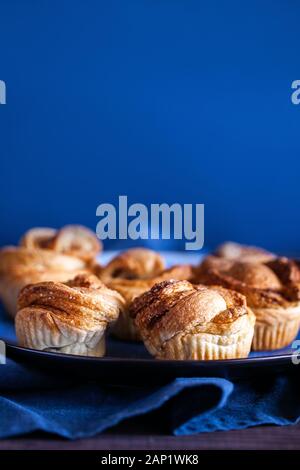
[1,0,300,253]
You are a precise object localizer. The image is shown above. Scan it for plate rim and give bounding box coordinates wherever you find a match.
[5,341,296,367]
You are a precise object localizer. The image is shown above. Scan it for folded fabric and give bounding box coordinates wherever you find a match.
[1,305,300,438]
[1,357,300,439]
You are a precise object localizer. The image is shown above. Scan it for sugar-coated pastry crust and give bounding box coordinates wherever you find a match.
[265,257,300,300]
[130,280,255,360]
[15,274,124,356]
[107,264,193,341]
[99,248,165,283]
[215,242,275,263]
[194,255,300,350]
[21,225,102,263]
[49,225,102,263]
[0,246,87,318]
[97,247,164,341]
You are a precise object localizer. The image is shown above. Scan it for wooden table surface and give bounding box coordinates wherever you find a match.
[1,422,300,450]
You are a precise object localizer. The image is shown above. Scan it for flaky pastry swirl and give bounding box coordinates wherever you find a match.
[215,242,275,264]
[15,274,124,356]
[98,248,165,283]
[21,225,102,263]
[194,255,300,308]
[0,246,87,318]
[130,280,255,360]
[107,264,193,341]
[194,256,300,350]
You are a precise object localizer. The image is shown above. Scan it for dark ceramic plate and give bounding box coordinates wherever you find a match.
[2,252,300,383]
[4,338,300,383]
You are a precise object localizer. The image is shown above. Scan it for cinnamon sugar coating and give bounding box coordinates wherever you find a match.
[130,280,254,359]
[16,274,124,356]
[194,255,300,308]
[98,248,165,283]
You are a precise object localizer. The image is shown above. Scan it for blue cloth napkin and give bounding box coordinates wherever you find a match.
[1,357,300,439]
[1,303,300,439]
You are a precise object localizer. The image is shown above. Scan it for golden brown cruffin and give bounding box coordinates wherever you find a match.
[107,264,193,341]
[0,246,87,318]
[20,225,102,263]
[15,274,125,357]
[194,255,300,350]
[98,248,165,283]
[215,241,275,263]
[130,280,255,360]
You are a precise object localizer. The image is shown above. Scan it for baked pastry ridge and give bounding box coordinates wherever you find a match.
[107,264,193,341]
[98,248,165,283]
[215,241,275,263]
[15,274,124,356]
[130,280,255,360]
[194,255,300,350]
[0,246,87,318]
[20,225,102,263]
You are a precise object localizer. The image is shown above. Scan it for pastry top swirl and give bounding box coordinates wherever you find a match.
[0,246,86,276]
[20,225,102,263]
[130,279,249,344]
[98,248,165,283]
[107,264,193,307]
[194,255,300,308]
[215,241,275,263]
[17,274,124,329]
